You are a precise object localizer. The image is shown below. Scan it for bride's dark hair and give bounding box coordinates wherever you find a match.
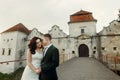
[28,37,43,54]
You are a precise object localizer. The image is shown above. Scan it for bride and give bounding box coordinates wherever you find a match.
[21,37,43,80]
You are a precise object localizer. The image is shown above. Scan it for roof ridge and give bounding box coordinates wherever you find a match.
[71,10,92,16]
[1,23,30,35]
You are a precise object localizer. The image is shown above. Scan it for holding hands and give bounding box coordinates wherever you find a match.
[35,68,41,74]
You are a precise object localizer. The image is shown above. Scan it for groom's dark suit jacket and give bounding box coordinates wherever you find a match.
[39,45,59,80]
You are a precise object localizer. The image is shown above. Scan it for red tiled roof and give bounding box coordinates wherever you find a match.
[71,10,92,16]
[68,10,97,23]
[1,23,30,35]
[29,30,32,33]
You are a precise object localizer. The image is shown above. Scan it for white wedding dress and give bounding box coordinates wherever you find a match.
[21,51,43,80]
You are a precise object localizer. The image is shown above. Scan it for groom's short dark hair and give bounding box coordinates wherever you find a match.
[44,34,52,40]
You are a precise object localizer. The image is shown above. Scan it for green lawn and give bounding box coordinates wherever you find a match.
[0,67,24,80]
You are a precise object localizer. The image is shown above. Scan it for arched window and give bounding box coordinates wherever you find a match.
[2,48,5,55]
[8,48,11,55]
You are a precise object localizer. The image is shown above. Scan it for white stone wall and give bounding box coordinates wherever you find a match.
[49,25,68,53]
[27,28,43,40]
[69,21,96,37]
[48,25,75,60]
[14,32,28,70]
[0,32,18,73]
[0,31,29,73]
[99,20,120,56]
[49,25,67,38]
[91,37,99,58]
[48,21,97,59]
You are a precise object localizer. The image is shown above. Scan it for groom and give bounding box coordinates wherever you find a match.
[39,34,59,80]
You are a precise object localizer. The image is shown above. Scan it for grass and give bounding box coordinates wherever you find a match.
[0,67,24,80]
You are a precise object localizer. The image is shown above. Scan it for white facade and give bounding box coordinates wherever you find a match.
[48,21,98,59]
[47,10,98,58]
[27,28,43,40]
[99,20,120,56]
[0,31,27,73]
[0,25,43,73]
[69,21,96,37]
[48,25,68,53]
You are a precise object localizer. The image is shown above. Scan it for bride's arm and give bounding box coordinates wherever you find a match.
[26,49,38,73]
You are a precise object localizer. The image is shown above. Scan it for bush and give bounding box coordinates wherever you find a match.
[0,67,24,80]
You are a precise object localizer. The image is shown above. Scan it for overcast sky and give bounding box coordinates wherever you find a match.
[0,0,120,34]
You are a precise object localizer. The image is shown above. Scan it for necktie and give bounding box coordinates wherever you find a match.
[43,47,47,56]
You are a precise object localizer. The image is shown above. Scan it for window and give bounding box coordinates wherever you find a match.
[2,48,5,55]
[102,47,105,50]
[58,39,61,43]
[94,47,96,49]
[19,53,22,59]
[81,29,84,33]
[114,23,116,26]
[72,51,75,54]
[62,49,65,51]
[93,51,96,54]
[113,47,117,50]
[8,48,11,55]
[7,39,9,42]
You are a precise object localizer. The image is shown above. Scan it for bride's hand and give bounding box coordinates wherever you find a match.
[35,68,41,74]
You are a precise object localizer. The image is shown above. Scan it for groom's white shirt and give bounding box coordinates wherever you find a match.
[44,43,52,56]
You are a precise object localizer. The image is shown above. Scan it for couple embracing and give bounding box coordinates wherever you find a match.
[21,34,59,80]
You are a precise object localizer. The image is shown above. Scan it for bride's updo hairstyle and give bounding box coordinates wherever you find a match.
[28,37,43,54]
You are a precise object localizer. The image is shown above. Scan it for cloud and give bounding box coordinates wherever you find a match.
[0,0,120,34]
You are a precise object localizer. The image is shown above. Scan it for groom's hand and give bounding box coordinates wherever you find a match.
[35,68,41,74]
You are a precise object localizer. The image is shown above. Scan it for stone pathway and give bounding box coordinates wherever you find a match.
[57,57,120,80]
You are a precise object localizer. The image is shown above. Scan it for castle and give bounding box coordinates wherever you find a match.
[0,10,120,73]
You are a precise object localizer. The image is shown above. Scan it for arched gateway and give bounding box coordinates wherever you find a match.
[78,44,89,57]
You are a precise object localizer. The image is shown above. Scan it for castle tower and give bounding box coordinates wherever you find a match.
[68,10,97,57]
